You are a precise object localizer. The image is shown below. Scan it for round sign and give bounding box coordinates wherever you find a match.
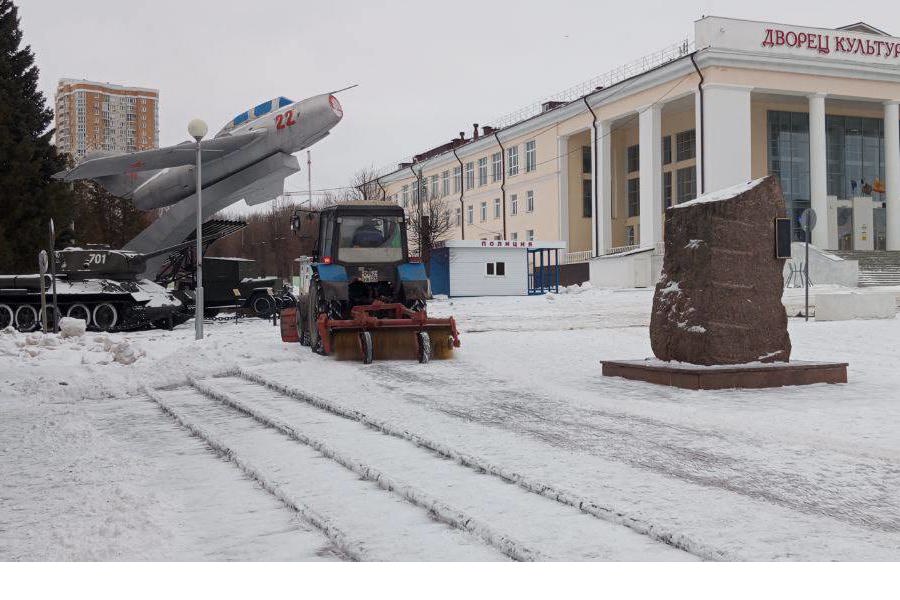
[799,208,817,232]
[38,250,48,274]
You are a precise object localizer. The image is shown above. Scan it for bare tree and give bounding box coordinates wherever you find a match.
[342,166,385,203]
[406,185,454,265]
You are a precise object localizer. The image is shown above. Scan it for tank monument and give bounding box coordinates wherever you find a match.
[602,176,849,389]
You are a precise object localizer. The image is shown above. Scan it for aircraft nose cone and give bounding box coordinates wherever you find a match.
[328,94,343,120]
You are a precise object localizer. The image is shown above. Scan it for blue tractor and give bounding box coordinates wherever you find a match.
[285,203,459,363]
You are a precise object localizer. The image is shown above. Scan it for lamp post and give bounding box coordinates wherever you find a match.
[188,118,208,340]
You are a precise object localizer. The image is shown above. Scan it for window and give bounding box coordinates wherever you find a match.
[525,140,536,172]
[430,174,438,199]
[480,201,487,221]
[582,180,592,217]
[526,229,534,241]
[493,198,501,219]
[627,178,640,217]
[337,216,404,263]
[442,170,450,196]
[478,157,488,186]
[627,145,640,173]
[676,129,696,161]
[676,167,697,204]
[493,235,501,241]
[507,146,519,176]
[510,194,518,216]
[510,232,518,241]
[465,162,475,190]
[625,225,635,245]
[526,190,534,213]
[768,110,816,241]
[491,152,502,182]
[467,204,474,224]
[582,146,592,174]
[485,262,506,277]
[453,166,462,193]
[663,171,673,208]
[402,185,408,207]
[662,136,672,165]
[455,207,461,226]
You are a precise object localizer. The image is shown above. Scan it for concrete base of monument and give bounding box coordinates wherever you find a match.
[601,359,848,390]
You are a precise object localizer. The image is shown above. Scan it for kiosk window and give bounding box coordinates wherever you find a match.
[485,262,506,277]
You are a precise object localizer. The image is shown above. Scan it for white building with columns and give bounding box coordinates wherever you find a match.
[378,16,900,286]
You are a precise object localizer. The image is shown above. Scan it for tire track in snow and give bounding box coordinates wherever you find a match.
[143,385,363,561]
[147,383,507,561]
[235,367,723,561]
[362,359,900,534]
[188,376,546,562]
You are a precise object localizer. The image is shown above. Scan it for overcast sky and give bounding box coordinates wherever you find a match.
[19,0,897,204]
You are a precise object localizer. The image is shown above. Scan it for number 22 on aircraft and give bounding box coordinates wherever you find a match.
[275,110,297,130]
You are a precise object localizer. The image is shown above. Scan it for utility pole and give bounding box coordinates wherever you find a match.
[307,150,312,207]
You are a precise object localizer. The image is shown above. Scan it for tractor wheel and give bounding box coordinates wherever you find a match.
[359,331,374,365]
[308,279,327,355]
[298,303,311,346]
[417,331,432,364]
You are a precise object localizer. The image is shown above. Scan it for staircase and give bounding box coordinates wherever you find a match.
[831,250,900,286]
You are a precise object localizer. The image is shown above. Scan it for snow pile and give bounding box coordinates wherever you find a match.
[0,325,145,365]
[95,333,145,365]
[59,317,87,338]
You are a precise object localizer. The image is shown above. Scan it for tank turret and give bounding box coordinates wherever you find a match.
[55,245,153,280]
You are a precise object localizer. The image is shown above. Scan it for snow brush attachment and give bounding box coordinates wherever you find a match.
[318,301,460,364]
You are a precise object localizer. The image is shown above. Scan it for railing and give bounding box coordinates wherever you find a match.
[560,250,592,264]
[604,244,642,255]
[602,243,665,256]
[486,39,694,130]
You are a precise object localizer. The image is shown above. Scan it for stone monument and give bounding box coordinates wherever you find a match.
[602,176,848,389]
[649,176,791,365]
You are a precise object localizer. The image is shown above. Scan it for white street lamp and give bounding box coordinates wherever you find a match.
[188,118,208,341]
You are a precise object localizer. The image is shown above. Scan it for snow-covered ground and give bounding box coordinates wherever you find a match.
[2,286,899,561]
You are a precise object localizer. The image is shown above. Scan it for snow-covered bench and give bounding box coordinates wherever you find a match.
[814,291,896,321]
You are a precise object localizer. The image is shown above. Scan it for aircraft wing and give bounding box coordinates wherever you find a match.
[54,130,267,181]
[227,161,300,207]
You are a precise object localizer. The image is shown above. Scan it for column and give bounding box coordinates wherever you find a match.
[557,136,569,244]
[597,120,612,255]
[885,101,900,251]
[703,84,752,192]
[639,104,662,247]
[589,123,597,256]
[694,89,704,195]
[809,93,828,248]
